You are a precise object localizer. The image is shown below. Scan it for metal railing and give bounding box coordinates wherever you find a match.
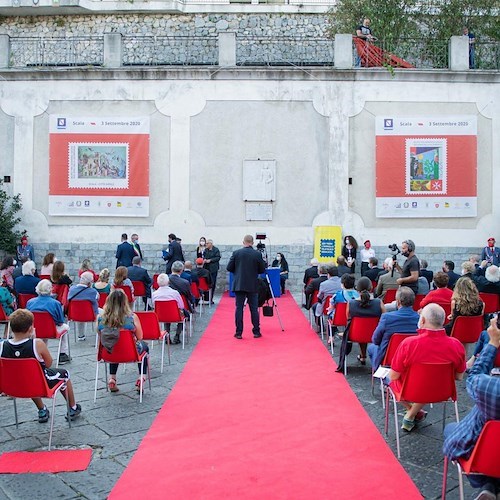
[475,42,500,70]
[236,36,334,66]
[122,35,218,66]
[10,36,104,68]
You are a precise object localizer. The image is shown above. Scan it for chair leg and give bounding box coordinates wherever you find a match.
[182,321,185,350]
[160,338,165,373]
[454,401,460,422]
[392,394,401,459]
[48,396,58,451]
[457,463,465,500]
[442,402,447,433]
[13,398,19,429]
[94,361,100,403]
[384,389,390,435]
[442,455,449,499]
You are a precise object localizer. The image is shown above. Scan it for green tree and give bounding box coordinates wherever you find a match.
[0,180,25,255]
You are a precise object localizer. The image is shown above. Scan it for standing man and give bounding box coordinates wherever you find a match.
[116,233,136,269]
[395,239,420,295]
[130,233,143,260]
[203,239,221,304]
[462,26,475,69]
[481,237,500,267]
[227,235,266,340]
[162,233,184,274]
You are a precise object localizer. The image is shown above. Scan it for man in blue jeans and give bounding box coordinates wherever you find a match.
[443,317,500,500]
[226,235,266,339]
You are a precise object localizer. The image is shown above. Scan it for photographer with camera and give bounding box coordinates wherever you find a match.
[394,240,420,295]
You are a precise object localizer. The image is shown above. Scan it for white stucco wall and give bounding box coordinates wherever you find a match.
[0,68,498,248]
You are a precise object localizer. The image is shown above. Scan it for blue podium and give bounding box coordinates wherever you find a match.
[228,268,281,298]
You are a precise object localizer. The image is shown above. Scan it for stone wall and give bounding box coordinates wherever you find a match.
[25,243,482,293]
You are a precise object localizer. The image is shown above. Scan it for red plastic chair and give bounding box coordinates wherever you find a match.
[97,292,109,309]
[154,300,186,350]
[308,289,320,327]
[495,349,500,368]
[413,294,426,311]
[114,285,135,304]
[479,293,499,315]
[383,288,398,304]
[435,301,452,320]
[385,362,459,458]
[0,305,10,338]
[17,293,37,308]
[39,274,51,280]
[318,295,332,341]
[136,311,169,372]
[131,281,147,311]
[67,300,97,343]
[442,420,500,500]
[326,301,348,355]
[32,311,70,367]
[449,315,484,345]
[190,282,202,316]
[344,316,380,375]
[198,277,212,305]
[152,274,160,290]
[0,357,71,450]
[94,329,150,403]
[52,284,69,311]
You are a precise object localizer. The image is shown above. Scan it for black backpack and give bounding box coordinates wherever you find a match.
[257,277,272,307]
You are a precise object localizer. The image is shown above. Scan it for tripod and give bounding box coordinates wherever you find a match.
[265,273,284,332]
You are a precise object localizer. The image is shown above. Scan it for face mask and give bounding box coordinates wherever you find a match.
[200,241,206,246]
[489,241,495,247]
[417,318,423,329]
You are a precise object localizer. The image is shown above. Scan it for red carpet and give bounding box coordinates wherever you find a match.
[110,293,422,499]
[0,449,92,473]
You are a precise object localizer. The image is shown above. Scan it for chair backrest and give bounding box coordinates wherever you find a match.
[332,302,348,327]
[495,348,500,368]
[322,296,332,316]
[450,315,484,344]
[413,294,426,311]
[349,316,380,343]
[135,311,162,341]
[52,284,69,309]
[0,305,9,321]
[39,274,51,280]
[152,274,160,290]
[435,301,452,319]
[154,300,183,323]
[460,420,500,477]
[97,329,140,364]
[383,288,398,304]
[32,311,59,339]
[132,281,147,297]
[67,299,96,322]
[98,292,109,309]
[479,293,499,315]
[0,357,51,398]
[114,285,134,303]
[181,295,190,312]
[371,280,378,291]
[381,332,417,367]
[310,289,319,307]
[198,277,210,292]
[400,362,457,404]
[17,293,37,309]
[190,282,201,299]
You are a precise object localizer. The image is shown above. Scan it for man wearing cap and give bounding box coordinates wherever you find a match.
[193,257,212,303]
[16,235,34,267]
[481,237,500,267]
[360,240,376,276]
[68,271,100,341]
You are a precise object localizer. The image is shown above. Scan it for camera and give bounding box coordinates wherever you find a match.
[388,243,401,261]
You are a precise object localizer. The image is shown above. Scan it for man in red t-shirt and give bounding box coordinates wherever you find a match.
[389,303,466,432]
[418,271,453,310]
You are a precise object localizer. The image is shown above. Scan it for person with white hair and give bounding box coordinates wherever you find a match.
[151,273,185,344]
[14,260,40,295]
[303,258,319,287]
[475,265,500,294]
[67,272,100,341]
[26,279,71,365]
[375,257,400,301]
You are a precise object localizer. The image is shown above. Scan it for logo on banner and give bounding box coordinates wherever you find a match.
[412,202,418,208]
[117,201,122,207]
[383,119,393,130]
[84,200,90,207]
[57,118,66,129]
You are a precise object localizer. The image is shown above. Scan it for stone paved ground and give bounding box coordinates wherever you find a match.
[0,294,475,499]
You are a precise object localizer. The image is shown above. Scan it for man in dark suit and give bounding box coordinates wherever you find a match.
[116,233,137,269]
[303,258,319,287]
[168,261,194,312]
[203,239,221,303]
[364,257,384,283]
[226,235,266,339]
[131,233,143,260]
[419,259,434,286]
[336,256,351,277]
[180,261,198,285]
[443,260,460,290]
[127,256,152,309]
[163,233,184,274]
[304,264,328,310]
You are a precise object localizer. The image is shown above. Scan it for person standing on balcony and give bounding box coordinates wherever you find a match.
[355,18,376,67]
[462,26,475,69]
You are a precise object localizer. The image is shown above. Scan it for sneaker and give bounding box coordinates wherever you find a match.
[58,353,71,365]
[38,407,49,423]
[77,335,86,342]
[66,404,82,421]
[234,333,242,339]
[415,410,428,422]
[401,417,415,432]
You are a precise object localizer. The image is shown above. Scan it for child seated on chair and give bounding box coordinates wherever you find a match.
[0,309,82,423]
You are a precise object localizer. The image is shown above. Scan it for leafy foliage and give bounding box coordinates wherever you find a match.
[0,180,24,255]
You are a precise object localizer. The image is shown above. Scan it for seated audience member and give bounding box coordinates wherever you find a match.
[180,260,198,285]
[14,260,40,295]
[68,271,100,341]
[336,256,351,277]
[375,258,400,301]
[315,265,342,319]
[127,256,152,308]
[93,268,111,294]
[336,277,385,371]
[303,258,319,288]
[418,271,453,310]
[0,256,16,288]
[0,280,15,317]
[304,264,328,310]
[475,265,500,295]
[364,257,384,283]
[40,253,56,276]
[271,252,289,295]
[460,261,479,282]
[168,261,194,312]
[151,273,186,345]
[327,273,359,318]
[466,328,491,369]
[192,258,212,302]
[367,287,419,370]
[445,277,484,335]
[50,260,72,286]
[416,275,430,295]
[389,303,466,432]
[79,259,98,282]
[419,259,433,286]
[443,260,460,290]
[0,309,81,422]
[97,289,149,393]
[443,318,500,499]
[112,266,135,299]
[27,279,71,365]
